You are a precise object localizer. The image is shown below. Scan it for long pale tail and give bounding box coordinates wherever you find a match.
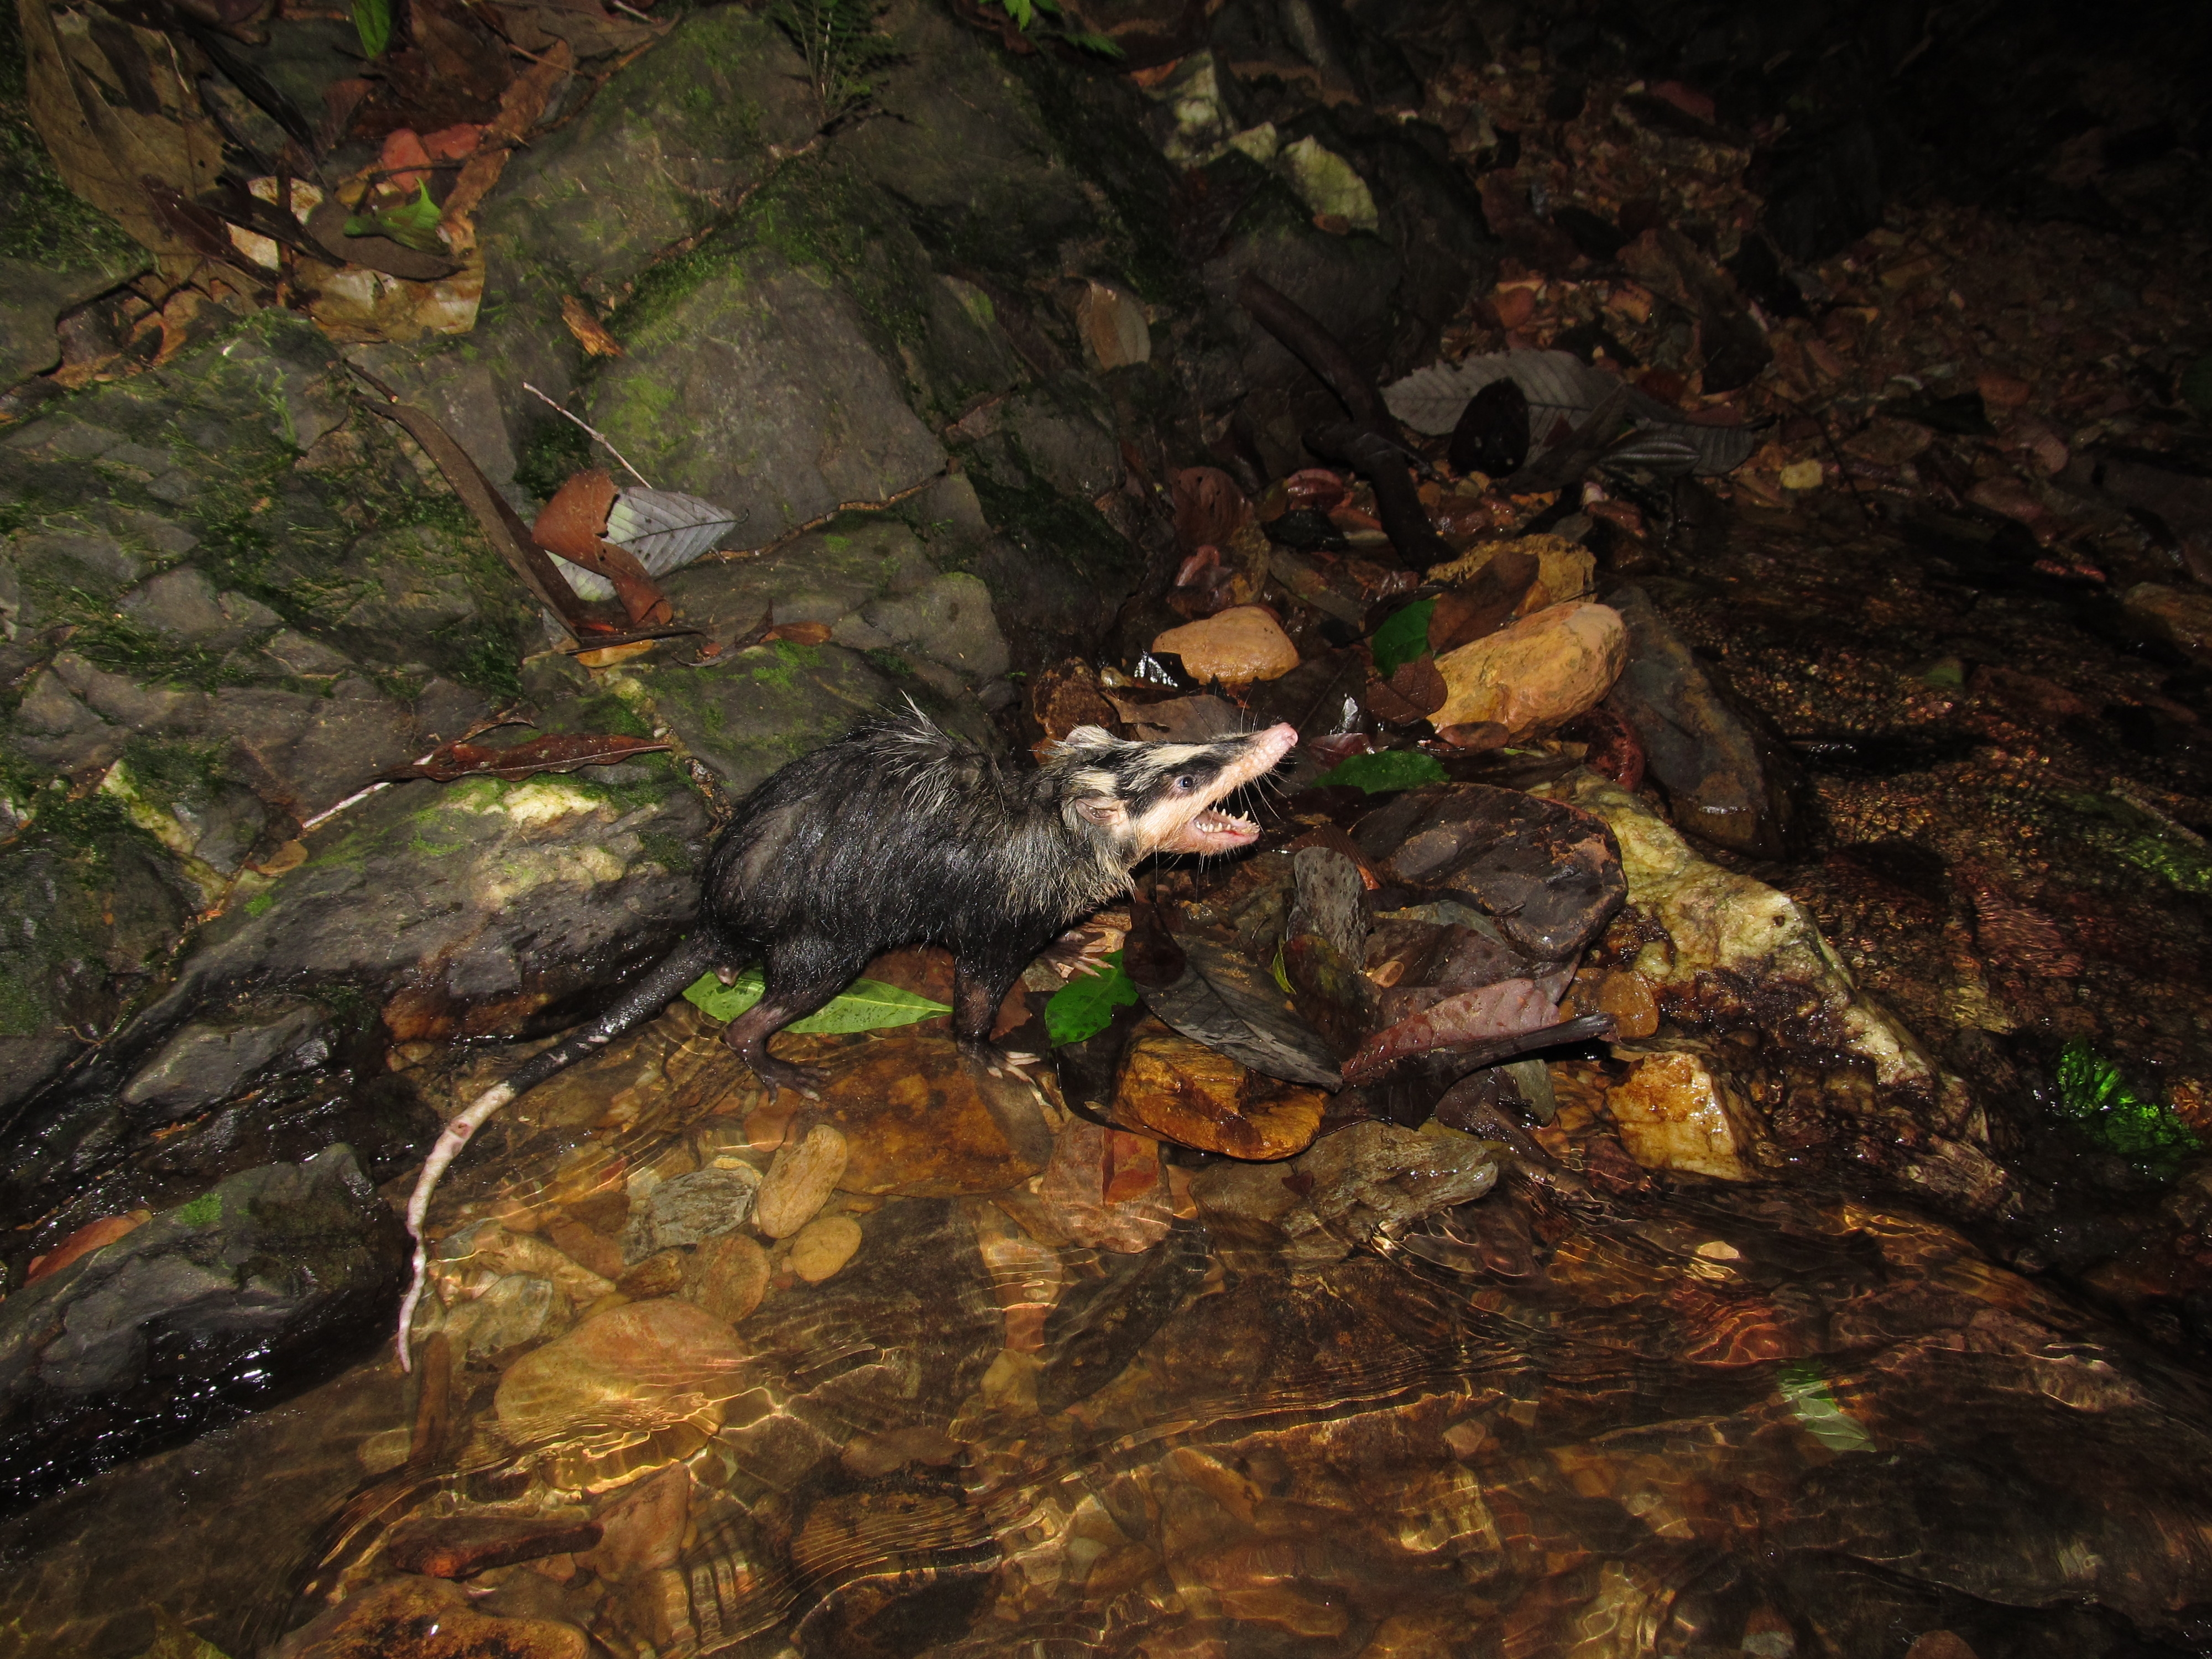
[395,933,723,1369]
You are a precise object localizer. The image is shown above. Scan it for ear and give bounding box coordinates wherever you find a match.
[1072,796,1126,826]
[1058,725,1117,752]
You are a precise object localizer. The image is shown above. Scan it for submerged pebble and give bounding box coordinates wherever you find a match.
[754,1125,849,1238]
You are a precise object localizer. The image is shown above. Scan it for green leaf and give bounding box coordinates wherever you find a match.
[1061,28,1125,55]
[1776,1360,1874,1454]
[1045,951,1139,1047]
[682,968,950,1034]
[1369,597,1437,678]
[2054,1039,2201,1173]
[1312,749,1448,795]
[999,0,1035,27]
[344,183,445,253]
[1270,941,1292,995]
[352,0,390,56]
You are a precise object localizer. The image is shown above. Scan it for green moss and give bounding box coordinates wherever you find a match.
[246,890,278,917]
[2053,1039,2201,1175]
[743,637,823,690]
[176,1191,222,1227]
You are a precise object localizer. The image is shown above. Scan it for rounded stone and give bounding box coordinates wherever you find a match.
[754,1124,848,1238]
[787,1214,862,1283]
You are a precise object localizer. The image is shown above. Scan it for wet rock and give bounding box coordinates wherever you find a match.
[440,1223,612,1306]
[1604,585,1796,857]
[119,995,332,1120]
[583,1462,689,1580]
[615,1250,686,1301]
[2120,582,2212,666]
[621,1166,758,1261]
[586,242,947,550]
[119,567,281,650]
[801,1031,1051,1197]
[681,1232,770,1327]
[444,1273,557,1362]
[275,1573,587,1659]
[1432,601,1626,743]
[1025,1119,1176,1254]
[755,1126,849,1239]
[385,1514,603,1579]
[851,573,1011,688]
[1606,1043,1771,1180]
[494,1300,748,1488]
[1289,1121,1501,1244]
[1115,1024,1328,1160]
[1151,606,1302,686]
[0,1145,403,1511]
[602,645,902,800]
[789,1214,863,1283]
[0,812,194,1112]
[1533,770,2014,1214]
[1430,534,1595,613]
[1190,1121,1500,1262]
[0,255,140,387]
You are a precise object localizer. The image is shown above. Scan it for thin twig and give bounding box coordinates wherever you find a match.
[523,380,653,488]
[298,778,393,834]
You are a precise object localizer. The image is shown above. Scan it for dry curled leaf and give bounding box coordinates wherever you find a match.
[534,469,672,627]
[379,732,672,782]
[562,294,626,357]
[1339,979,1559,1084]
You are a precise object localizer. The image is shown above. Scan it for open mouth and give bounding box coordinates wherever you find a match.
[1160,803,1261,854]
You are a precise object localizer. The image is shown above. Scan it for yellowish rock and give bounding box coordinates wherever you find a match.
[787,1214,862,1282]
[1778,458,1825,491]
[1432,601,1626,741]
[754,1124,848,1238]
[494,1300,748,1488]
[1428,534,1595,614]
[1605,1045,1765,1180]
[1152,606,1300,686]
[1114,1025,1326,1160]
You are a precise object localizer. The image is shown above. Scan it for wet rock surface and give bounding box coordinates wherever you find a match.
[5,0,2212,1650]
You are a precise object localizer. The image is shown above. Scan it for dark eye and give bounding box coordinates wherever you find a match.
[1175,774,1196,791]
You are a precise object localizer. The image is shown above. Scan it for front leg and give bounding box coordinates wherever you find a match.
[951,956,1040,1078]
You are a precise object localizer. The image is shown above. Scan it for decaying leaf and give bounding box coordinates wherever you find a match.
[1135,924,1343,1090]
[1383,349,1756,476]
[379,732,672,781]
[21,0,227,258]
[1171,466,1251,552]
[606,488,747,570]
[442,40,572,221]
[1339,978,1558,1084]
[562,294,626,357]
[533,469,673,627]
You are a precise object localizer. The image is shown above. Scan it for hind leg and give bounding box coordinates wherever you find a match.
[724,940,865,1099]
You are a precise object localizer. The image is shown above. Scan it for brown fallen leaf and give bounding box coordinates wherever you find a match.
[1339,979,1563,1085]
[20,0,225,258]
[379,732,672,782]
[562,294,627,358]
[534,468,672,628]
[442,41,572,222]
[1172,466,1251,553]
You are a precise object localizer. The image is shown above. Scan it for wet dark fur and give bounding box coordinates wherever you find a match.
[489,711,1276,1100]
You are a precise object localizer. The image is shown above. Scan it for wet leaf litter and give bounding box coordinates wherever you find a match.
[3,0,2212,1651]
